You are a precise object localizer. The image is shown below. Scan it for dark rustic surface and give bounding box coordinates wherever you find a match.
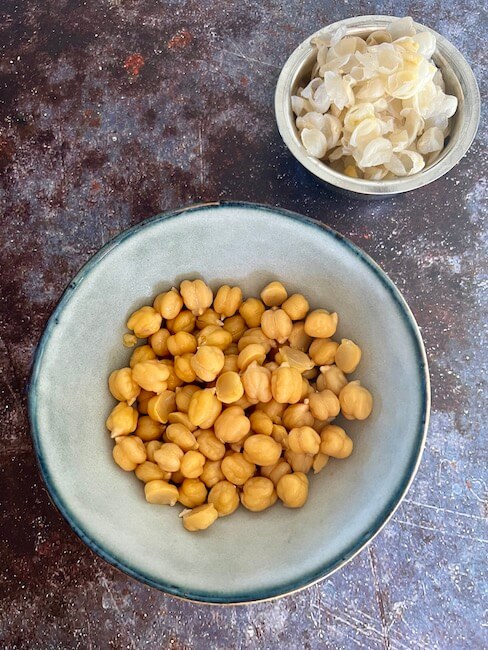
[1,1,487,648]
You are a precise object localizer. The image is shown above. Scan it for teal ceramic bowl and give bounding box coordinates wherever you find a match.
[29,202,430,603]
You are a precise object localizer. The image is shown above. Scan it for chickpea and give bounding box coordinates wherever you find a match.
[130,348,155,375]
[224,342,239,355]
[317,365,348,395]
[123,333,138,348]
[190,346,225,382]
[135,415,164,442]
[241,477,277,512]
[265,361,279,372]
[208,480,240,516]
[241,362,272,404]
[180,450,206,478]
[222,314,247,343]
[221,453,256,486]
[239,297,265,328]
[282,403,314,429]
[304,309,338,339]
[175,384,200,412]
[288,426,321,455]
[135,461,170,483]
[148,328,171,357]
[282,293,310,321]
[165,423,198,451]
[261,459,292,486]
[261,309,293,344]
[132,360,170,393]
[188,389,222,429]
[277,346,314,374]
[300,377,313,401]
[233,394,254,410]
[106,401,138,438]
[271,365,303,404]
[159,359,184,391]
[145,440,162,462]
[320,425,353,458]
[171,470,185,484]
[216,371,244,404]
[307,389,340,421]
[174,353,197,383]
[335,339,362,374]
[221,353,239,374]
[243,434,282,466]
[167,411,197,432]
[153,287,184,320]
[127,306,162,338]
[312,452,329,474]
[260,281,287,307]
[166,310,196,333]
[196,430,226,460]
[309,339,339,366]
[182,503,218,531]
[249,410,273,436]
[147,390,176,424]
[237,328,273,354]
[178,478,208,508]
[255,398,286,423]
[200,459,225,488]
[180,279,213,316]
[113,435,146,471]
[277,472,309,508]
[196,308,222,330]
[271,424,289,448]
[154,443,184,472]
[213,285,243,318]
[108,368,141,405]
[144,480,179,506]
[339,381,373,420]
[214,405,251,444]
[284,450,313,473]
[197,325,233,350]
[166,331,197,357]
[137,390,156,415]
[237,343,267,371]
[287,321,313,351]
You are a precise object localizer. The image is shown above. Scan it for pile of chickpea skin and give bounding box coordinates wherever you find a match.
[106,279,373,532]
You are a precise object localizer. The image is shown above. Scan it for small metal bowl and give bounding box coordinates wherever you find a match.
[275,15,480,198]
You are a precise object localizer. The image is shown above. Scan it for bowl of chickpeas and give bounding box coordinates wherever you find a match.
[29,202,430,603]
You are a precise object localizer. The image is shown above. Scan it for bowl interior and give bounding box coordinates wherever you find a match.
[29,203,429,602]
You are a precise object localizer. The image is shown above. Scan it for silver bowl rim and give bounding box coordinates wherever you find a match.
[275,14,481,196]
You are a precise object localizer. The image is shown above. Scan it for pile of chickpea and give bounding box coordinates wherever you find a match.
[106,279,373,532]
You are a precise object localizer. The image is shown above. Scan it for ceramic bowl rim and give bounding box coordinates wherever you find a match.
[28,201,431,604]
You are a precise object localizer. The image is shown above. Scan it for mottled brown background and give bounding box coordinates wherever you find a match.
[0,1,487,648]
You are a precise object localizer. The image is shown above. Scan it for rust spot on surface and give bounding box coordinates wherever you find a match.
[167,28,192,49]
[123,53,145,76]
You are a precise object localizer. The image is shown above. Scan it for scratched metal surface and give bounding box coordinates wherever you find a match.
[0,0,487,648]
